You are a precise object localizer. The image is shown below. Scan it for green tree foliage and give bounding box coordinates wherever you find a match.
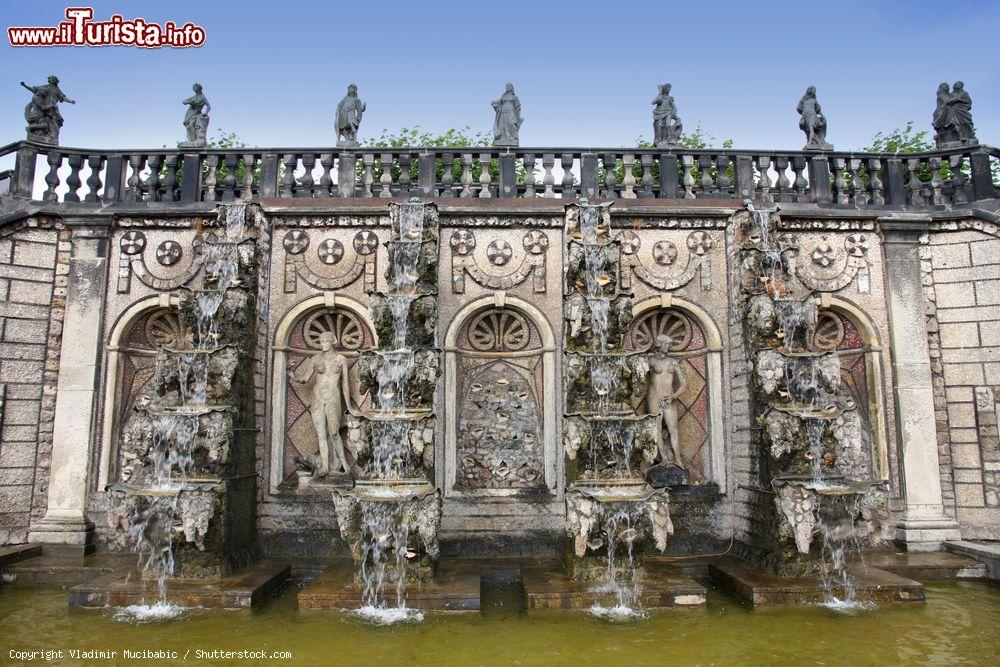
[861,122,932,154]
[362,125,497,185]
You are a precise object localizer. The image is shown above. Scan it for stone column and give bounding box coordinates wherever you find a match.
[881,216,961,550]
[28,223,110,550]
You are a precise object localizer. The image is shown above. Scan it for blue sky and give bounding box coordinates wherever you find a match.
[2,0,998,150]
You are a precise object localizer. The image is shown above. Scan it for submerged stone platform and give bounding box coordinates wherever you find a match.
[68,562,291,609]
[2,549,135,586]
[521,560,707,610]
[709,558,925,606]
[298,560,482,611]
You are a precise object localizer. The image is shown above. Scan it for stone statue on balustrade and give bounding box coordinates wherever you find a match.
[179,83,211,148]
[933,81,978,148]
[20,76,75,145]
[797,86,833,151]
[652,83,683,148]
[287,331,360,478]
[492,83,523,147]
[336,84,366,147]
[641,333,689,487]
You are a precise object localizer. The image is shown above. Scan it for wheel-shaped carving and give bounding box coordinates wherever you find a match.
[486,240,513,266]
[450,230,476,256]
[120,231,146,255]
[353,230,379,256]
[845,234,868,257]
[687,231,713,255]
[522,230,549,254]
[811,240,836,267]
[630,309,692,352]
[652,240,678,266]
[283,230,309,255]
[317,239,345,265]
[617,230,641,255]
[302,308,366,350]
[468,309,531,352]
[155,241,183,266]
[144,308,187,349]
[813,310,845,351]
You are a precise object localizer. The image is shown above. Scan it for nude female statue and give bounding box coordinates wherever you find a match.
[288,331,359,476]
[643,333,688,466]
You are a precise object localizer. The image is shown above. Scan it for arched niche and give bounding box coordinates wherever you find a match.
[628,296,727,491]
[444,296,557,498]
[97,294,183,489]
[812,294,889,481]
[269,294,376,494]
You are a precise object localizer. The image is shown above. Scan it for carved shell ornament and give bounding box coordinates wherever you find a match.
[317,239,345,265]
[155,240,183,266]
[812,310,845,351]
[352,230,379,255]
[120,230,147,255]
[283,230,309,255]
[467,308,531,351]
[486,239,513,266]
[302,309,365,350]
[630,309,692,352]
[449,230,476,256]
[145,308,188,348]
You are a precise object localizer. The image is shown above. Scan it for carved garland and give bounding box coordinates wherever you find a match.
[282,230,377,293]
[117,230,205,293]
[617,230,715,291]
[450,230,548,294]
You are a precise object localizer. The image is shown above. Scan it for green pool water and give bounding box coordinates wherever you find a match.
[1,581,998,666]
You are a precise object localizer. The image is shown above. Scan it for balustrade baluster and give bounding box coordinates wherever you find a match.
[832,158,848,204]
[716,155,731,198]
[398,153,413,196]
[698,155,714,196]
[298,154,316,198]
[681,155,695,199]
[848,159,867,205]
[280,154,296,198]
[542,154,556,198]
[791,156,807,202]
[522,153,536,198]
[241,153,257,200]
[773,157,791,202]
[126,154,144,203]
[64,153,84,202]
[906,158,926,205]
[361,153,375,198]
[478,152,493,198]
[441,152,455,197]
[639,155,654,199]
[755,156,772,204]
[559,154,575,199]
[949,154,969,204]
[144,155,162,202]
[203,155,219,201]
[221,154,239,201]
[864,158,883,205]
[621,154,637,199]
[319,153,334,197]
[460,153,474,198]
[161,155,178,202]
[602,153,618,198]
[84,155,104,203]
[929,157,944,205]
[42,152,62,202]
[378,153,393,198]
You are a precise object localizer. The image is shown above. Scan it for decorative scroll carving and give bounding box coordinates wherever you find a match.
[792,234,871,293]
[617,230,715,291]
[283,230,377,293]
[117,231,204,293]
[451,230,547,294]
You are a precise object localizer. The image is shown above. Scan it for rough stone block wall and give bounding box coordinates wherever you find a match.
[0,224,67,545]
[924,225,1000,539]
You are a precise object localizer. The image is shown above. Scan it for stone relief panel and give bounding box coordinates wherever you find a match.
[280,306,375,488]
[625,308,711,483]
[281,229,377,293]
[115,228,206,293]
[449,228,549,294]
[787,232,872,293]
[453,308,546,491]
[616,228,721,293]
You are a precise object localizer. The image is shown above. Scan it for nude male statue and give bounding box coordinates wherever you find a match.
[288,331,358,476]
[643,333,688,466]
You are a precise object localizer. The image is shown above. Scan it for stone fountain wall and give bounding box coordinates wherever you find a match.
[7,195,999,557]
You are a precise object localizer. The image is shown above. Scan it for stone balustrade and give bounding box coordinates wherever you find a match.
[2,140,997,207]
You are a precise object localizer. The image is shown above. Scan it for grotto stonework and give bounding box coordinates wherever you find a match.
[1,126,999,610]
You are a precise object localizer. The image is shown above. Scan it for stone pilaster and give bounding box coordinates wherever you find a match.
[28,223,109,549]
[880,216,961,550]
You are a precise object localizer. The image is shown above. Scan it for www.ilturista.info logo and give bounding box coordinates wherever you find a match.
[8,7,206,48]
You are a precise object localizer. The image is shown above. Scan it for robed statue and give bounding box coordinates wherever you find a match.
[180,83,211,148]
[492,83,523,147]
[336,84,366,147]
[933,81,977,148]
[288,331,359,477]
[21,76,75,145]
[797,86,833,151]
[652,84,683,147]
